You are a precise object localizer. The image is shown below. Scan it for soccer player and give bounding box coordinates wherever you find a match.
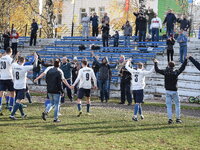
[72,60,97,117]
[9,53,38,120]
[125,59,154,121]
[0,48,16,115]
[154,58,188,124]
[34,59,71,122]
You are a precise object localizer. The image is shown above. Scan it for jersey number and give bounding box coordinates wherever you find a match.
[135,75,138,82]
[0,61,6,69]
[16,72,19,80]
[86,73,89,81]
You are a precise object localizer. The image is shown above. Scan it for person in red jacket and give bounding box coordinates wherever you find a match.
[10,28,19,56]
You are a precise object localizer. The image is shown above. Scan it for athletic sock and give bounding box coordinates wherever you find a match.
[86,104,90,113]
[19,104,25,116]
[6,96,10,106]
[26,92,32,103]
[77,104,82,112]
[9,97,15,112]
[139,104,143,115]
[0,97,2,112]
[134,104,139,116]
[11,102,20,116]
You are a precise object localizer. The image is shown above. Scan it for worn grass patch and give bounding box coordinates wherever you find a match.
[0,102,200,150]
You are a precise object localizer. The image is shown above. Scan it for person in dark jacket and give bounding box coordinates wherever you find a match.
[188,56,200,71]
[33,53,42,85]
[101,23,110,47]
[30,19,38,46]
[3,29,10,50]
[60,57,73,102]
[92,52,117,102]
[163,9,176,36]
[90,12,99,37]
[133,11,142,36]
[138,14,147,46]
[145,8,155,34]
[119,65,132,105]
[112,31,119,47]
[154,58,188,124]
[166,34,175,62]
[177,15,190,31]
[34,59,71,122]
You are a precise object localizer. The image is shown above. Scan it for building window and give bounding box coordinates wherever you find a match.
[89,8,96,14]
[57,14,62,25]
[80,8,87,22]
[99,7,105,21]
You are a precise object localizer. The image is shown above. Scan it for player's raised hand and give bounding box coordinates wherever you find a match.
[34,52,38,59]
[153,58,159,63]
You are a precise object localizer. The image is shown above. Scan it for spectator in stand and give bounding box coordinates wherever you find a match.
[146,8,155,34]
[92,52,117,103]
[177,15,190,31]
[30,19,38,46]
[71,57,80,96]
[138,14,147,46]
[102,13,110,25]
[177,30,188,63]
[133,10,142,37]
[166,34,175,62]
[101,23,110,47]
[119,58,132,105]
[90,12,99,37]
[112,31,119,47]
[163,9,176,36]
[60,57,73,102]
[33,53,42,85]
[10,28,19,56]
[81,13,90,38]
[150,13,162,42]
[3,29,10,50]
[188,56,200,71]
[122,21,132,47]
[154,58,188,124]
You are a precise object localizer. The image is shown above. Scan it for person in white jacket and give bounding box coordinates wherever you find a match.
[125,59,154,121]
[150,13,162,42]
[82,13,90,38]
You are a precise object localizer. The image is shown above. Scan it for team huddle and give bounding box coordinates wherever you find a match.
[0,47,200,124]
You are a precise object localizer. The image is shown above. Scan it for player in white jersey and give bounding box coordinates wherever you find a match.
[9,53,38,120]
[125,59,154,121]
[72,60,97,117]
[0,48,16,114]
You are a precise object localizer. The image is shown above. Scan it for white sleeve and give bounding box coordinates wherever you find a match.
[125,61,136,73]
[58,69,65,80]
[23,65,34,72]
[142,66,154,75]
[43,67,51,74]
[159,18,162,29]
[72,69,82,86]
[8,57,13,65]
[91,69,97,87]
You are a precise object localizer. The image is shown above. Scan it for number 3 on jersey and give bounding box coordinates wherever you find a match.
[135,74,138,82]
[0,61,6,69]
[86,73,89,81]
[16,71,20,80]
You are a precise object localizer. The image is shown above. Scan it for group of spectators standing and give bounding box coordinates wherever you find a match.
[2,19,39,56]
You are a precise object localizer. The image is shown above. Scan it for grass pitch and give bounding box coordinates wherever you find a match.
[0,102,200,150]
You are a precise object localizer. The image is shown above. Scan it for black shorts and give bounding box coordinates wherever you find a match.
[15,89,26,100]
[78,88,91,99]
[133,90,144,103]
[0,80,15,91]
